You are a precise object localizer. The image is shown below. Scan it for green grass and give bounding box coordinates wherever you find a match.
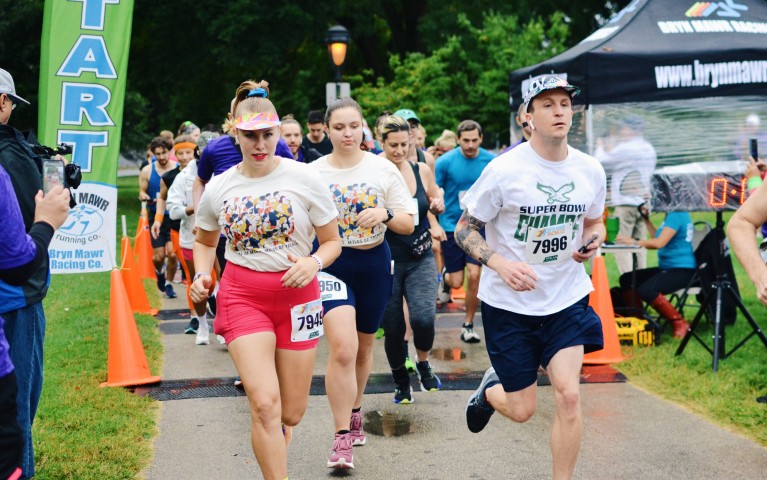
[30,191,767,478]
[34,176,163,479]
[608,211,767,446]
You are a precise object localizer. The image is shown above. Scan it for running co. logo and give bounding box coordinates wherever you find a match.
[685,1,747,18]
[536,182,575,204]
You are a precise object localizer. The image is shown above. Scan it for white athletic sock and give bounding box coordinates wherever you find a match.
[199,314,209,331]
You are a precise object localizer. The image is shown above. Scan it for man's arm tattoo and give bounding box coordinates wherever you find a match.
[455,212,496,266]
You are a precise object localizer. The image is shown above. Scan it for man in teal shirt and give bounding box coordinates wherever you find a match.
[435,120,494,342]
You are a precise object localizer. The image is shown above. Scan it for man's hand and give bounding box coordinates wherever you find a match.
[151,220,161,239]
[429,223,447,242]
[487,255,538,291]
[33,186,71,230]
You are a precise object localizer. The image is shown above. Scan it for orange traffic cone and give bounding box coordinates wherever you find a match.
[120,236,158,316]
[452,286,466,300]
[583,254,624,365]
[100,269,161,387]
[134,204,156,280]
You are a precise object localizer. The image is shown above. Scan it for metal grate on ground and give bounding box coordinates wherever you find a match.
[134,367,626,402]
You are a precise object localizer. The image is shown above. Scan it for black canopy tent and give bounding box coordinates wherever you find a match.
[509,0,767,110]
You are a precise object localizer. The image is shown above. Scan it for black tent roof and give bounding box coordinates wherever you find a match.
[509,0,767,109]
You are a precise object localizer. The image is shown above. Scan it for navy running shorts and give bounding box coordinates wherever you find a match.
[481,295,604,392]
[320,241,393,334]
[442,231,482,274]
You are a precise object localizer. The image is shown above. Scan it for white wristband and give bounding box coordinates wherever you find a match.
[310,254,323,272]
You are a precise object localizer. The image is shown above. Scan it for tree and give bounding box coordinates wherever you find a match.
[353,12,570,147]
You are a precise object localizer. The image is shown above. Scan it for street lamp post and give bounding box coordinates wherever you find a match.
[325,25,350,100]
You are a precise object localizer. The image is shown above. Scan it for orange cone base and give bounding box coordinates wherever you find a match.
[100,269,162,388]
[452,287,466,300]
[583,255,624,365]
[100,376,161,388]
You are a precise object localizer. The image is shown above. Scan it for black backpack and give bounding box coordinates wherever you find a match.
[693,229,739,325]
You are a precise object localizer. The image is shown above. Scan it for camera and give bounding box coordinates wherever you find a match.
[32,143,82,207]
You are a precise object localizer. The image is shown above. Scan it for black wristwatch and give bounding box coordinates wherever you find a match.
[382,208,394,223]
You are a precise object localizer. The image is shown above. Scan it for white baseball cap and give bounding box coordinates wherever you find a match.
[0,68,30,106]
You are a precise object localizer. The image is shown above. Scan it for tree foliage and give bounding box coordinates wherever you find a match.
[353,12,570,146]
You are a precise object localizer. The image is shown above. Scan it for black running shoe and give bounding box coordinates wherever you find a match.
[416,361,442,392]
[184,317,199,334]
[466,367,499,433]
[155,270,166,292]
[393,385,414,404]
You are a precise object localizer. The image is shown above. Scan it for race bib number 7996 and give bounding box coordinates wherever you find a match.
[524,223,573,264]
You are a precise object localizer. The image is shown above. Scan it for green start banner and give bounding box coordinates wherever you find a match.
[38,0,134,274]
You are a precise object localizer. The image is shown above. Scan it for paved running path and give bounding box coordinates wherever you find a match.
[142,292,767,479]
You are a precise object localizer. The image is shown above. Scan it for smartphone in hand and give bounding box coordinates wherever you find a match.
[750,138,759,160]
[578,233,599,254]
[43,159,65,194]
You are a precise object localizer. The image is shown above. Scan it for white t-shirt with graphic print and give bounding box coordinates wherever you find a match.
[196,158,339,272]
[310,152,416,247]
[461,142,606,315]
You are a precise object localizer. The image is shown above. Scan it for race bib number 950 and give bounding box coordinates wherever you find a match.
[318,272,348,301]
[525,223,573,264]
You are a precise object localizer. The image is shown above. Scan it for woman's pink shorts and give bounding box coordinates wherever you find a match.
[181,247,194,263]
[213,262,321,350]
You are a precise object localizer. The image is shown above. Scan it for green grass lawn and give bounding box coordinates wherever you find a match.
[30,183,767,478]
[607,211,767,446]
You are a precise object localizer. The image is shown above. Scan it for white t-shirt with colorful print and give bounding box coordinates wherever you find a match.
[196,159,339,272]
[461,142,606,315]
[310,152,416,247]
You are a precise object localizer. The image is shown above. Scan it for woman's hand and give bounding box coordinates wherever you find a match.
[428,196,445,215]
[356,207,387,229]
[429,223,447,242]
[281,253,320,288]
[190,274,212,303]
[615,234,635,246]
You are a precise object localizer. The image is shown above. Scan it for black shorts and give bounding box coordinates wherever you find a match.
[442,231,482,274]
[482,296,604,392]
[150,216,173,249]
[0,372,22,479]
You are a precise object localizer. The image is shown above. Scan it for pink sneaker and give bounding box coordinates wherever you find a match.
[327,432,354,469]
[350,410,367,446]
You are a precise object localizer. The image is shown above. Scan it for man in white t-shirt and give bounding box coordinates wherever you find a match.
[595,115,656,273]
[455,76,606,480]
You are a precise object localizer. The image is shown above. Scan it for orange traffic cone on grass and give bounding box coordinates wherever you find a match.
[100,269,161,387]
[120,236,158,316]
[583,254,624,365]
[134,203,156,280]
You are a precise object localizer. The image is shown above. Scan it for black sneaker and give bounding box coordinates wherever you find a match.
[155,269,166,292]
[207,294,217,317]
[416,361,442,392]
[466,367,499,433]
[393,385,414,404]
[184,317,199,334]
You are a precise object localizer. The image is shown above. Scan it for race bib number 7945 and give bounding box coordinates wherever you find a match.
[291,298,324,342]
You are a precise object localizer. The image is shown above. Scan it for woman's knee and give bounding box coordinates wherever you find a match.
[329,341,357,366]
[248,392,281,426]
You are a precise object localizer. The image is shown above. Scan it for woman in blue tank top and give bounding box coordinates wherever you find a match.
[616,207,696,338]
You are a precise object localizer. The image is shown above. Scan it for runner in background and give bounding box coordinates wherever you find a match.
[310,97,415,470]
[378,115,445,404]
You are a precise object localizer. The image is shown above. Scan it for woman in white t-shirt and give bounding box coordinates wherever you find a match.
[310,97,416,470]
[190,80,341,480]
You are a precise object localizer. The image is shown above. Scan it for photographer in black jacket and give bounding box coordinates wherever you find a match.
[0,67,71,479]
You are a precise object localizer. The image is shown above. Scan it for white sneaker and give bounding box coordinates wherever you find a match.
[437,288,452,305]
[195,325,210,345]
[216,335,226,345]
[460,323,481,343]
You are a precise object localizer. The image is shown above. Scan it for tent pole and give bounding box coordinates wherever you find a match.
[586,105,594,155]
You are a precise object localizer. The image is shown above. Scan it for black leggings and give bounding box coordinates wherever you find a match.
[619,267,696,303]
[0,371,22,479]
